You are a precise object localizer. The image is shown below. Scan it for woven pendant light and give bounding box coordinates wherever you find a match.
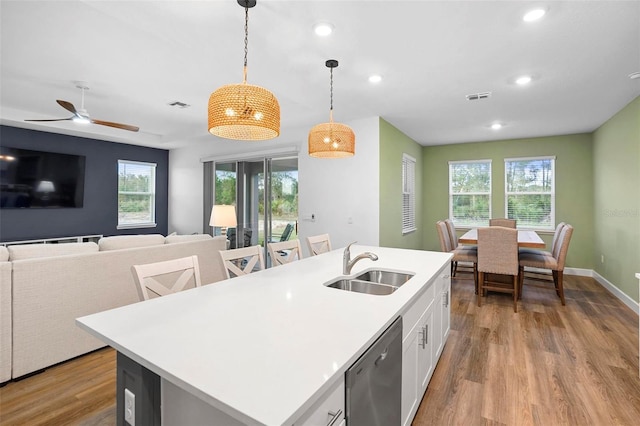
[208,0,280,141]
[308,60,355,158]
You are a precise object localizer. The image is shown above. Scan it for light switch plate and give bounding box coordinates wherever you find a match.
[124,388,135,426]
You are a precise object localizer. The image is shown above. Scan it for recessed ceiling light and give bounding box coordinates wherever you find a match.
[368,74,382,84]
[491,123,503,130]
[523,8,546,22]
[516,75,532,85]
[313,23,334,37]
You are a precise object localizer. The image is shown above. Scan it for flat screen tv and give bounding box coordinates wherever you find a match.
[0,146,86,208]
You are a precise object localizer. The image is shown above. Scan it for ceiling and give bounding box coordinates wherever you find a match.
[1,0,639,150]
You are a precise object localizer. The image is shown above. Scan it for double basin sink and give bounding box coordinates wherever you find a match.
[325,269,415,296]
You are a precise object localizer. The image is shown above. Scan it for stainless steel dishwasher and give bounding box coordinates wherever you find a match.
[345,316,402,426]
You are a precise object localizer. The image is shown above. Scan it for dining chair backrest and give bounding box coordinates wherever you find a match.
[477,226,518,275]
[267,239,303,267]
[219,245,265,279]
[553,224,574,269]
[131,255,202,301]
[436,221,453,253]
[444,218,458,249]
[550,222,566,256]
[306,234,332,256]
[489,218,517,228]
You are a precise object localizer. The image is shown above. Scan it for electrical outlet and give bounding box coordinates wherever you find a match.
[124,388,135,426]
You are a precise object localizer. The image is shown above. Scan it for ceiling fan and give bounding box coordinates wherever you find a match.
[25,84,139,132]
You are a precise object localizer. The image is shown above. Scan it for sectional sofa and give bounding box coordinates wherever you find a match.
[0,234,227,382]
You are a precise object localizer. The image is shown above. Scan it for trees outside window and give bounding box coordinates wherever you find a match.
[449,160,491,227]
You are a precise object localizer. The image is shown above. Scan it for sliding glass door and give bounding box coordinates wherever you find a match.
[209,155,298,266]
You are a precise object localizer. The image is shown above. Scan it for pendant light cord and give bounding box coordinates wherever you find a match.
[329,66,334,122]
[243,3,249,83]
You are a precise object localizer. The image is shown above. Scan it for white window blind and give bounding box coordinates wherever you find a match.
[449,160,491,227]
[505,156,555,230]
[118,160,157,229]
[402,154,416,234]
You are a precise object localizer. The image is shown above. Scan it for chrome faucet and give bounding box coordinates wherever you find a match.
[343,241,379,275]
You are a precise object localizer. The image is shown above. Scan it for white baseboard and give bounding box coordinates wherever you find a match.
[525,267,639,315]
[591,271,639,315]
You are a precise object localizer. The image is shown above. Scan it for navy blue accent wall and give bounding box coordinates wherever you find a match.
[0,126,168,241]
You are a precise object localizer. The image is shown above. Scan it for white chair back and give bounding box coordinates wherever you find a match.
[306,234,332,256]
[131,255,202,301]
[267,239,303,267]
[219,245,265,279]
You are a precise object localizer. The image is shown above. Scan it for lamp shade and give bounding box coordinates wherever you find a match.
[209,205,238,228]
[208,82,280,141]
[308,121,355,158]
[35,180,56,193]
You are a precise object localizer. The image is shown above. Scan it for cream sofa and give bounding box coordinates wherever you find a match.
[1,234,227,382]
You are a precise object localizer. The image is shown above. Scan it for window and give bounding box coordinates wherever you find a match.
[449,160,491,227]
[402,154,416,234]
[505,156,555,230]
[118,160,156,229]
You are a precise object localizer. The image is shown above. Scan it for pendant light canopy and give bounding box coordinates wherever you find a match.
[208,0,280,141]
[308,60,355,158]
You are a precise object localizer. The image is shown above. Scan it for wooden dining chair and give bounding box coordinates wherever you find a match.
[436,221,478,292]
[267,239,303,267]
[477,226,519,312]
[131,255,202,301]
[306,234,332,256]
[489,218,517,228]
[518,224,574,305]
[219,245,265,279]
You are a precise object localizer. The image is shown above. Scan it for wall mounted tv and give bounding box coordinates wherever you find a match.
[0,146,86,208]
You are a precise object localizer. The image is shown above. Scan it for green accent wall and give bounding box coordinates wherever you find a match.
[379,118,423,249]
[593,96,640,303]
[421,134,594,270]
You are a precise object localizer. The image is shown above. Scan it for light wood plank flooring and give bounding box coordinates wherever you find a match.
[1,274,638,425]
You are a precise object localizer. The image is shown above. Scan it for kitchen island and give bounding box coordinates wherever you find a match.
[77,245,452,425]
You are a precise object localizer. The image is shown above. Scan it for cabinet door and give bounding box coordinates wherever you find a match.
[441,273,451,342]
[401,330,419,426]
[418,306,434,392]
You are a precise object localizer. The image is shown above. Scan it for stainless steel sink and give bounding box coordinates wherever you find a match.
[325,279,399,296]
[354,270,414,287]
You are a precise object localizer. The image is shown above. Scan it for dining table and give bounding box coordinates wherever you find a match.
[458,228,546,248]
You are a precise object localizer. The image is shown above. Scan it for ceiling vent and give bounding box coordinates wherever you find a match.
[466,92,491,101]
[168,101,191,108]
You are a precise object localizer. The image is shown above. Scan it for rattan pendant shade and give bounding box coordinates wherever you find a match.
[208,0,280,141]
[208,72,280,141]
[308,60,355,158]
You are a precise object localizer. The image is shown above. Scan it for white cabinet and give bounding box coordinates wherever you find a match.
[400,264,450,426]
[294,378,345,426]
[433,272,451,359]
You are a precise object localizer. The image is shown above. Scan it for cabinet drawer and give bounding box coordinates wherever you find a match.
[402,281,436,340]
[295,379,345,426]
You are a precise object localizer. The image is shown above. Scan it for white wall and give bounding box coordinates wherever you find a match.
[168,116,380,255]
[297,116,380,254]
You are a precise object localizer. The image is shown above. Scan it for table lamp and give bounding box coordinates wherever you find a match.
[209,205,237,236]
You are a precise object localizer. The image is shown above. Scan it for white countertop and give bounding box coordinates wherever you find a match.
[77,245,451,425]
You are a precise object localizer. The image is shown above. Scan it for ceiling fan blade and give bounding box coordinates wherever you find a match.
[25,117,74,122]
[91,119,139,132]
[56,100,78,115]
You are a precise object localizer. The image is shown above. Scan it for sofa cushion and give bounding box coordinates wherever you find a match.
[0,246,8,262]
[8,242,99,261]
[165,234,212,244]
[98,234,165,251]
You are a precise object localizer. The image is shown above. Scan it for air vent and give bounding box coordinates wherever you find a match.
[168,101,191,108]
[466,92,492,101]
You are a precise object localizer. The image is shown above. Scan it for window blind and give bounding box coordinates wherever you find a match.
[504,157,555,229]
[402,154,416,234]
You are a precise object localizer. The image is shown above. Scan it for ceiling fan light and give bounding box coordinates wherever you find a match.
[208,82,280,141]
[73,116,90,124]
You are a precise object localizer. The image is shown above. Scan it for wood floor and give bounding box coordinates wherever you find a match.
[1,274,638,425]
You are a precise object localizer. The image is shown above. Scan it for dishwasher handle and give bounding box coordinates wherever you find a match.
[374,348,388,366]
